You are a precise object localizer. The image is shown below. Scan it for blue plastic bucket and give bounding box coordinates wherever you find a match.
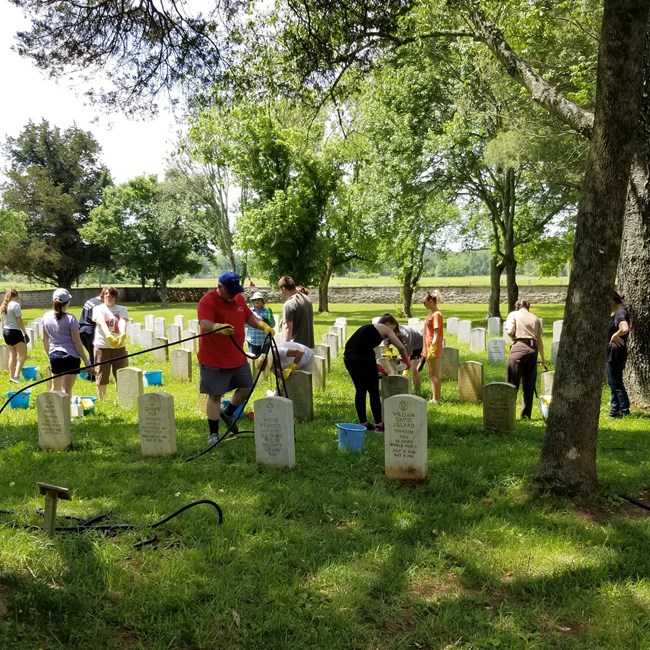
[336,423,366,452]
[21,366,38,380]
[6,391,31,409]
[79,371,89,380]
[144,370,163,386]
[222,399,244,418]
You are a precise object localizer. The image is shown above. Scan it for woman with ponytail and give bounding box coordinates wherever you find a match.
[42,288,89,395]
[1,288,28,382]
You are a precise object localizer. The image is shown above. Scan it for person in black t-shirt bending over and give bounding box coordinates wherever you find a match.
[343,314,409,433]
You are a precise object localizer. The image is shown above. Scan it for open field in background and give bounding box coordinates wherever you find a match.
[2,275,568,292]
[2,303,649,649]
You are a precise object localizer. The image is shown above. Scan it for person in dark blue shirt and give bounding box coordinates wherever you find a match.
[607,291,630,418]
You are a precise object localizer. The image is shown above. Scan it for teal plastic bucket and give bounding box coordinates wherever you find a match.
[6,391,31,409]
[80,396,97,415]
[21,366,37,380]
[336,423,366,452]
[144,370,163,386]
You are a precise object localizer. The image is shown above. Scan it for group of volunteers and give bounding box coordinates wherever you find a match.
[1,286,128,397]
[2,276,632,431]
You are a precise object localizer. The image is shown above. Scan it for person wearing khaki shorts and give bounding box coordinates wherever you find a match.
[92,286,128,398]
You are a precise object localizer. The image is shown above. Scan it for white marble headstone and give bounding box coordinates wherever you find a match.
[312,355,326,390]
[457,320,472,345]
[188,319,200,334]
[311,344,330,371]
[37,392,72,451]
[138,392,177,456]
[130,322,142,346]
[487,338,506,363]
[552,320,563,341]
[254,396,295,468]
[171,348,192,382]
[144,314,155,331]
[152,337,169,363]
[322,332,339,357]
[153,317,166,338]
[174,314,185,329]
[0,344,8,373]
[384,394,427,481]
[284,370,313,421]
[182,330,197,352]
[551,340,560,365]
[167,324,181,344]
[540,370,555,395]
[487,317,501,336]
[470,328,486,353]
[447,317,459,336]
[140,329,154,350]
[117,367,145,408]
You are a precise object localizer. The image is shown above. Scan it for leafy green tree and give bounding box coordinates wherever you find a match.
[82,175,201,304]
[191,99,373,310]
[1,119,112,287]
[165,135,238,271]
[0,209,27,264]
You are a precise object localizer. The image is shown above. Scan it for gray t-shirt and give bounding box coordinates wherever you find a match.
[43,311,81,357]
[2,301,22,330]
[282,292,314,348]
[398,325,423,356]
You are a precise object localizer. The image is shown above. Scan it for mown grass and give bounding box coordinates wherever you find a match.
[1,303,649,650]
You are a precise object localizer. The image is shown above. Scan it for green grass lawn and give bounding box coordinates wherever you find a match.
[1,303,649,649]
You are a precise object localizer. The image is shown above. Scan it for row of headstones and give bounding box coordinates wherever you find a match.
[446,317,564,365]
[36,388,430,480]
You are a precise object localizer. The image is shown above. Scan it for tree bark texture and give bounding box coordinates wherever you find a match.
[535,0,650,493]
[619,30,650,410]
[318,252,334,313]
[488,256,504,319]
[402,274,414,319]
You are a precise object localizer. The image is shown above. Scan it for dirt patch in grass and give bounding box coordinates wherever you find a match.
[574,491,650,523]
[408,570,470,603]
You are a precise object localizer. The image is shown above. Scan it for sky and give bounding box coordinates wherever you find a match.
[0,2,181,183]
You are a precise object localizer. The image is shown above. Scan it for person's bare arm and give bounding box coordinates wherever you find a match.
[71,329,89,365]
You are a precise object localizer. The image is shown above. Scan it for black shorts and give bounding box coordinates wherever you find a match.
[3,329,25,346]
[49,353,81,375]
[411,348,422,360]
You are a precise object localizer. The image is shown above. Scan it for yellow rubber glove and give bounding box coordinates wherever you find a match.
[427,344,438,359]
[106,333,121,349]
[282,362,297,379]
[116,333,126,348]
[384,346,395,360]
[258,320,275,338]
[212,323,234,335]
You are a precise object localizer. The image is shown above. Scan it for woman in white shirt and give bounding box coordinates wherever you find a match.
[1,288,29,382]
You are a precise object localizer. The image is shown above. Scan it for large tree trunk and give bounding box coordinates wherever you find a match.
[160,277,168,305]
[618,55,650,410]
[318,253,334,313]
[488,256,504,318]
[502,167,519,312]
[535,0,649,494]
[402,271,414,319]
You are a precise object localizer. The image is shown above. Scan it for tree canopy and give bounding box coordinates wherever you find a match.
[1,119,112,287]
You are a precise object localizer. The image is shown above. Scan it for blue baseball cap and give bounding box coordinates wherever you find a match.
[218,272,244,295]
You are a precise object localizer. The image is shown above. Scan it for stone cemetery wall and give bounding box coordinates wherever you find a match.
[18,284,569,308]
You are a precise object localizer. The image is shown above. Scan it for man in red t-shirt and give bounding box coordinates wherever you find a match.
[198,272,274,443]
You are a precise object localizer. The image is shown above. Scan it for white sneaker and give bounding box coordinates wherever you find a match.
[10,377,19,384]
[207,433,220,445]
